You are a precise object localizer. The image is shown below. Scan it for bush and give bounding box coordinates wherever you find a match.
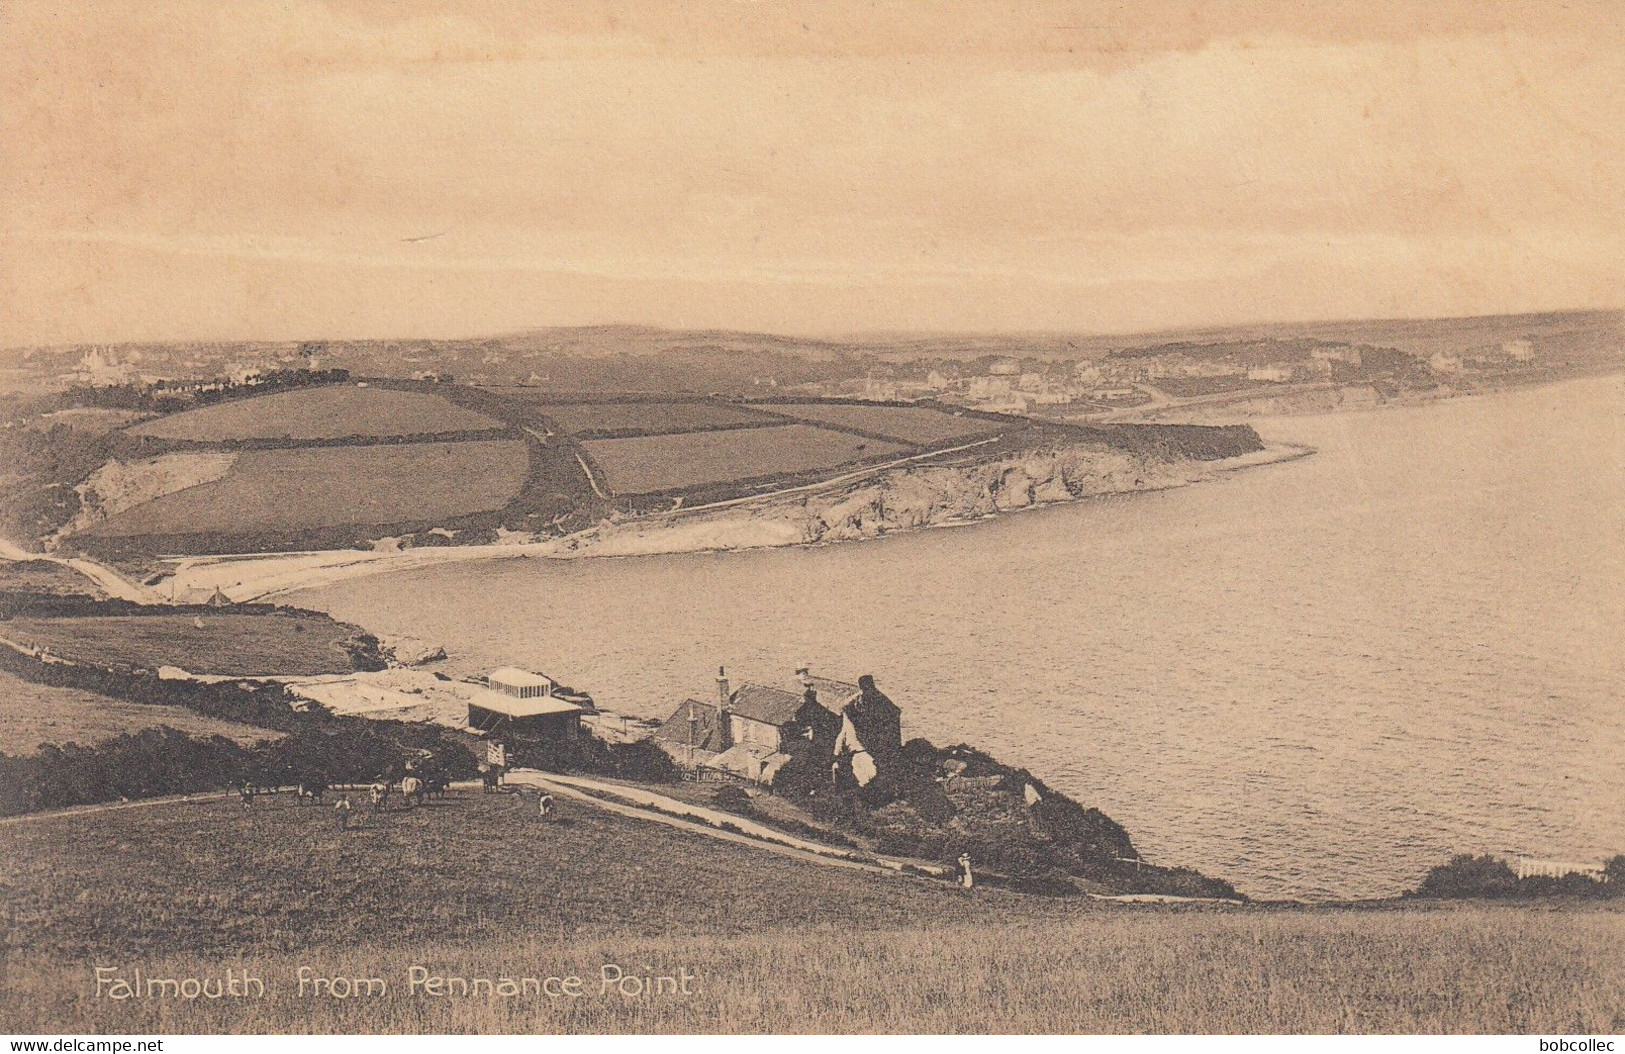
[0,728,252,814]
[1417,855,1523,898]
[1414,854,1621,900]
[507,731,678,784]
[711,785,753,814]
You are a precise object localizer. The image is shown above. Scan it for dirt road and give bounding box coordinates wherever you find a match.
[0,537,154,603]
[503,769,930,877]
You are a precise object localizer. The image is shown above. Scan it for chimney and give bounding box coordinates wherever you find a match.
[715,666,732,750]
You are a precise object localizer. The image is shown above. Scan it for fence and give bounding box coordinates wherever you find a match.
[1513,856,1609,881]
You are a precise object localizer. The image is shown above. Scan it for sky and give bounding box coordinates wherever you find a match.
[2,0,1623,346]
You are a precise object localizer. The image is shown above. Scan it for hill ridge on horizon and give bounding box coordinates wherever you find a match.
[7,306,1623,359]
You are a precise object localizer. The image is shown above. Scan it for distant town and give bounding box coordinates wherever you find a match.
[3,309,1619,426]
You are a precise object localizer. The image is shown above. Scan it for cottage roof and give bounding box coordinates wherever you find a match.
[803,676,860,709]
[467,688,582,718]
[652,699,728,752]
[727,683,807,726]
[704,743,793,781]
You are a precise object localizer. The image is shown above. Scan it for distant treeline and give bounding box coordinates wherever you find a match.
[0,725,476,816]
[66,368,352,412]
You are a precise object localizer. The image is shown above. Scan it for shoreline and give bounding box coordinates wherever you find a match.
[153,439,1313,602]
[13,366,1616,606]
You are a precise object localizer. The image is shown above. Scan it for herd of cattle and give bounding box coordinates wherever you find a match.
[236,771,461,810]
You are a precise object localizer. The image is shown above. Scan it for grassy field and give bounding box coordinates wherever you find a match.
[18,380,1264,556]
[748,402,1010,445]
[82,440,530,538]
[0,794,1618,1034]
[0,559,107,599]
[512,399,776,437]
[125,385,505,442]
[0,610,368,676]
[582,425,910,496]
[0,791,1045,958]
[0,668,281,753]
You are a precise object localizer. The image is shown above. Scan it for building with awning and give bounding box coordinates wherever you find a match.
[467,666,585,738]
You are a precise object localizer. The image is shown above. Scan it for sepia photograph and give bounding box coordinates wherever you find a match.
[0,0,1621,1039]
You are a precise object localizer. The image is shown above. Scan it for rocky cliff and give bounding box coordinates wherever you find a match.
[565,429,1283,559]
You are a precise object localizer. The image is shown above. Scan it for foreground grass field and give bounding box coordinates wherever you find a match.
[6,908,1620,1034]
[0,790,1052,960]
[1,794,1619,1033]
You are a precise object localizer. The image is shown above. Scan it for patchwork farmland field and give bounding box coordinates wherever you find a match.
[516,399,776,437]
[582,424,909,495]
[81,440,529,538]
[125,385,504,442]
[0,610,368,676]
[0,668,280,754]
[748,402,1009,445]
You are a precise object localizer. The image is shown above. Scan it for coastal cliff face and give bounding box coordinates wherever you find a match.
[566,430,1273,558]
[800,445,1197,542]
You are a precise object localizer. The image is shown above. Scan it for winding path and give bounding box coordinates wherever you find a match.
[504,769,923,877]
[0,538,154,603]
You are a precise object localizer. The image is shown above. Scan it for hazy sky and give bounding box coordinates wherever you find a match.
[3,0,1622,345]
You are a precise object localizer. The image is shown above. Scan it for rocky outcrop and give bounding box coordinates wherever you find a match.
[379,633,447,667]
[54,452,238,545]
[564,437,1278,559]
[788,443,1205,545]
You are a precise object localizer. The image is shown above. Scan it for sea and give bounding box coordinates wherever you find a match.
[293,373,1625,900]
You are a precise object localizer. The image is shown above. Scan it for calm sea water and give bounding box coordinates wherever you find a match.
[296,375,1625,899]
